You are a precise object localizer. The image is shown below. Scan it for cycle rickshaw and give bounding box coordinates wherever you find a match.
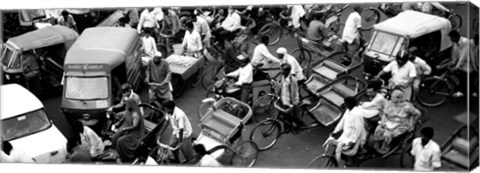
[249,75,367,151]
[307,101,428,168]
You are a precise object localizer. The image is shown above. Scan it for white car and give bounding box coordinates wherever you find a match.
[1,84,67,163]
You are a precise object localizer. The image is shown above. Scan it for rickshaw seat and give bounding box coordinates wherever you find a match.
[305,74,328,94]
[442,136,479,168]
[321,83,357,107]
[252,80,270,87]
[201,109,242,137]
[313,60,347,80]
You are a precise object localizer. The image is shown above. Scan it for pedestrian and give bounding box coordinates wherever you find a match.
[411,127,442,171]
[57,10,78,32]
[137,8,159,41]
[1,141,34,163]
[182,22,203,56]
[280,5,306,33]
[163,100,195,163]
[192,12,212,48]
[145,52,173,102]
[71,121,105,158]
[341,5,363,53]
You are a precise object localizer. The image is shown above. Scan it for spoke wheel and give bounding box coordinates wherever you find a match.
[258,23,282,46]
[252,95,278,123]
[201,66,217,91]
[417,77,451,107]
[290,48,312,71]
[249,119,281,151]
[308,155,337,168]
[232,141,259,167]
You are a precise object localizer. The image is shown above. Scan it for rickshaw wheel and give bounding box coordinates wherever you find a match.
[232,141,259,167]
[249,119,281,151]
[308,154,337,168]
[258,23,282,46]
[290,48,312,71]
[197,100,214,120]
[417,77,451,107]
[252,95,278,123]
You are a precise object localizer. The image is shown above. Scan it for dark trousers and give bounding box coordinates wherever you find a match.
[455,70,476,94]
[240,84,252,104]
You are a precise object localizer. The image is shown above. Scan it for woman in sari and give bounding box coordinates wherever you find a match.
[372,88,421,154]
[112,98,146,162]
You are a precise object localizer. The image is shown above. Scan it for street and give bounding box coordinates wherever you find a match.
[14,1,479,170]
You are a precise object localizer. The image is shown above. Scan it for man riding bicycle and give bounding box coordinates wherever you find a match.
[278,63,306,132]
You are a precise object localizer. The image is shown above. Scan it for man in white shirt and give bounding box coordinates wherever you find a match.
[276,47,305,81]
[191,12,212,48]
[324,97,366,167]
[182,22,203,54]
[221,6,242,33]
[137,8,159,41]
[226,55,254,104]
[251,35,281,67]
[411,127,441,171]
[408,47,432,102]
[375,49,417,100]
[1,141,34,163]
[361,80,387,133]
[163,100,194,163]
[280,5,306,31]
[140,29,158,67]
[341,6,363,53]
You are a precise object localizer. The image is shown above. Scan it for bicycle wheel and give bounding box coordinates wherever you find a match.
[201,66,222,91]
[449,14,463,31]
[249,119,282,151]
[308,155,337,168]
[258,23,282,46]
[417,77,452,107]
[232,141,259,167]
[252,95,278,123]
[360,8,381,30]
[290,48,312,71]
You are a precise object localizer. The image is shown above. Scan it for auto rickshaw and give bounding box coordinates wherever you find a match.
[362,10,453,79]
[61,27,143,132]
[1,25,78,95]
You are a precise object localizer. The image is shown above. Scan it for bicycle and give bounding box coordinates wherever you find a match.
[256,7,309,46]
[417,64,464,107]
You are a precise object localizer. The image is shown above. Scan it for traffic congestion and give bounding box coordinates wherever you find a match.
[1,1,479,171]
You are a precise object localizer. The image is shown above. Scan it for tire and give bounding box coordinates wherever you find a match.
[197,101,214,121]
[252,95,278,123]
[308,155,337,168]
[360,8,381,30]
[449,14,463,31]
[249,119,282,151]
[201,66,217,91]
[290,48,312,71]
[258,23,282,46]
[232,141,259,167]
[417,77,451,107]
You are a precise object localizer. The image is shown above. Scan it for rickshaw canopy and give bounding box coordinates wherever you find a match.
[64,27,139,71]
[374,10,452,50]
[5,25,79,51]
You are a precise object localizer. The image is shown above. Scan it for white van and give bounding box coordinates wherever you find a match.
[1,84,67,163]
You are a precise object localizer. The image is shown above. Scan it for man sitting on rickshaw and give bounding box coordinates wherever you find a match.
[360,80,387,133]
[225,55,254,104]
[372,88,421,155]
[107,83,143,121]
[324,97,367,167]
[408,47,432,102]
[374,49,417,100]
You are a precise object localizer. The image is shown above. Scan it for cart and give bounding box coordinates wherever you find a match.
[166,54,205,98]
[194,97,259,167]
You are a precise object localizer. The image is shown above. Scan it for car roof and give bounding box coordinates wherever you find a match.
[374,10,452,38]
[64,27,139,70]
[6,25,79,51]
[1,84,44,120]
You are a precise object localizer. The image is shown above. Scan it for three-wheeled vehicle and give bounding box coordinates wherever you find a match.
[1,25,78,95]
[61,27,143,132]
[362,10,453,79]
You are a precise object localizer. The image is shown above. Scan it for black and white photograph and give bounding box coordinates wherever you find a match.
[1,0,479,172]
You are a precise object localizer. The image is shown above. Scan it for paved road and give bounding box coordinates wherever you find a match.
[37,2,478,170]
